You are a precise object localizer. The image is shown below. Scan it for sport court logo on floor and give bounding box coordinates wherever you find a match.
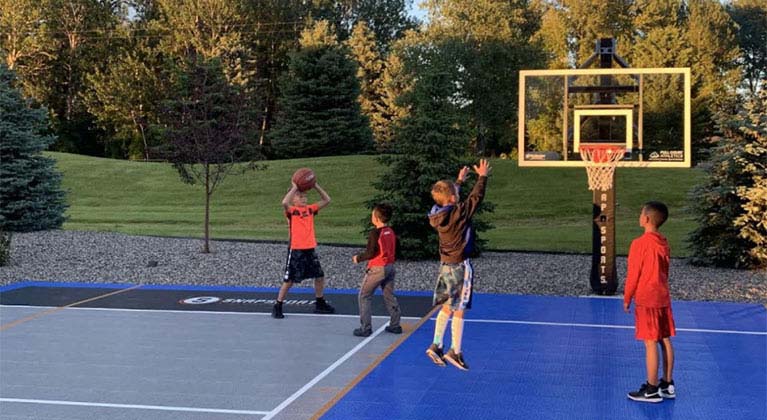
[179,296,221,305]
[179,296,314,306]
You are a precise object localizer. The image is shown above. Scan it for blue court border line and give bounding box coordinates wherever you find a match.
[0,280,433,297]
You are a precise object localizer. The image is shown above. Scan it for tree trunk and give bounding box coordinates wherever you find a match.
[203,164,211,253]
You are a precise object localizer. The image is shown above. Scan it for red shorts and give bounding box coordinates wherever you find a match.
[634,305,676,340]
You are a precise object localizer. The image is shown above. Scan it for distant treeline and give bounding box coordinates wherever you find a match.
[0,0,763,160]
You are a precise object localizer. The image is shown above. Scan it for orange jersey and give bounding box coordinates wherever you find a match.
[623,232,671,308]
[286,204,319,250]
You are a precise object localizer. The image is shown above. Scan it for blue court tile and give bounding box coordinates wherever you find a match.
[322,295,766,420]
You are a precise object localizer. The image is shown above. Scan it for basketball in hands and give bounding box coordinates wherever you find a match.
[292,168,316,192]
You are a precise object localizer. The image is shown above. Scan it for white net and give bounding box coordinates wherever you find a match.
[579,146,625,191]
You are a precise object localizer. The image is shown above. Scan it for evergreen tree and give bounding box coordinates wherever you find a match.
[368,42,493,259]
[270,20,373,158]
[347,21,388,149]
[0,64,67,231]
[687,84,767,268]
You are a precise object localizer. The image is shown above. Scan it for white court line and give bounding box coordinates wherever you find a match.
[0,398,268,416]
[0,305,421,320]
[578,295,623,299]
[261,323,388,420]
[3,304,762,335]
[453,318,767,336]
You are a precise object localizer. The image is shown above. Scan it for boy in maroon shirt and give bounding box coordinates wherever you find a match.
[624,201,676,402]
[352,204,401,337]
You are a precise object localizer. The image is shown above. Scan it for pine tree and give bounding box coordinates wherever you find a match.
[731,85,767,267]
[347,21,388,149]
[0,64,67,231]
[270,20,373,158]
[687,83,767,268]
[368,44,493,259]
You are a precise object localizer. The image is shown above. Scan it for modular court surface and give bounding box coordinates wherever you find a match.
[0,281,764,420]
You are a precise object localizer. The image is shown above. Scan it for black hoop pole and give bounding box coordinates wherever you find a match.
[590,177,618,295]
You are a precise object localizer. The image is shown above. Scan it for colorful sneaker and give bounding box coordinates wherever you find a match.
[659,379,676,399]
[384,325,402,334]
[314,298,335,314]
[271,303,284,319]
[444,349,469,371]
[353,327,372,337]
[627,382,663,403]
[425,344,446,367]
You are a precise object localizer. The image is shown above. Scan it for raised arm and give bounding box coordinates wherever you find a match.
[314,183,332,210]
[282,182,299,211]
[457,159,491,219]
[455,166,470,192]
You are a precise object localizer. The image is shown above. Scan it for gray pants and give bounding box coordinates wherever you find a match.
[358,265,400,332]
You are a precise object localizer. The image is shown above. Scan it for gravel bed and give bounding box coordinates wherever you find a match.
[1,231,765,304]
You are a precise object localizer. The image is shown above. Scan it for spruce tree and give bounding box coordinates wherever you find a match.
[270,20,373,158]
[368,46,493,259]
[687,84,767,268]
[0,63,67,232]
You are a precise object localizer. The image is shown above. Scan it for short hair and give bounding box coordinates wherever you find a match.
[431,180,456,206]
[643,201,669,227]
[373,203,393,223]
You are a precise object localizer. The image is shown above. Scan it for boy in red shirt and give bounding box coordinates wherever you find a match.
[272,181,335,318]
[624,201,676,403]
[351,203,401,337]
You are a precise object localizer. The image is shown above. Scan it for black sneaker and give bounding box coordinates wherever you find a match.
[444,349,469,371]
[313,298,335,314]
[627,382,663,403]
[353,328,372,337]
[425,344,446,367]
[659,379,676,399]
[384,325,402,334]
[271,303,284,319]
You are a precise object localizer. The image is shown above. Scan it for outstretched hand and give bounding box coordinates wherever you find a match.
[457,166,470,183]
[473,159,492,177]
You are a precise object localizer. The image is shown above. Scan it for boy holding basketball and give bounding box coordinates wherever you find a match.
[272,179,335,318]
[425,159,491,371]
[624,201,676,402]
[352,203,401,337]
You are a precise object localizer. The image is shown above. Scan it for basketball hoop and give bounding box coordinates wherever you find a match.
[579,144,625,190]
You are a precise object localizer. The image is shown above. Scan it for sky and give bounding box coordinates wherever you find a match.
[407,1,429,23]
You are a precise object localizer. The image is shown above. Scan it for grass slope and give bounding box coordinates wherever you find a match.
[52,152,703,256]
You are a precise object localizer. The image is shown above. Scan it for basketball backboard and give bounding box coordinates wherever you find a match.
[517,67,691,168]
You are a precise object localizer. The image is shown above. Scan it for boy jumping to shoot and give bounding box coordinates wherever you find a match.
[425,159,491,371]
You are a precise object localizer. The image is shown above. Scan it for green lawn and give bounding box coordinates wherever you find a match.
[52,152,703,256]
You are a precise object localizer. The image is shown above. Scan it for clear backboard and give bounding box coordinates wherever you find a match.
[517,67,691,168]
